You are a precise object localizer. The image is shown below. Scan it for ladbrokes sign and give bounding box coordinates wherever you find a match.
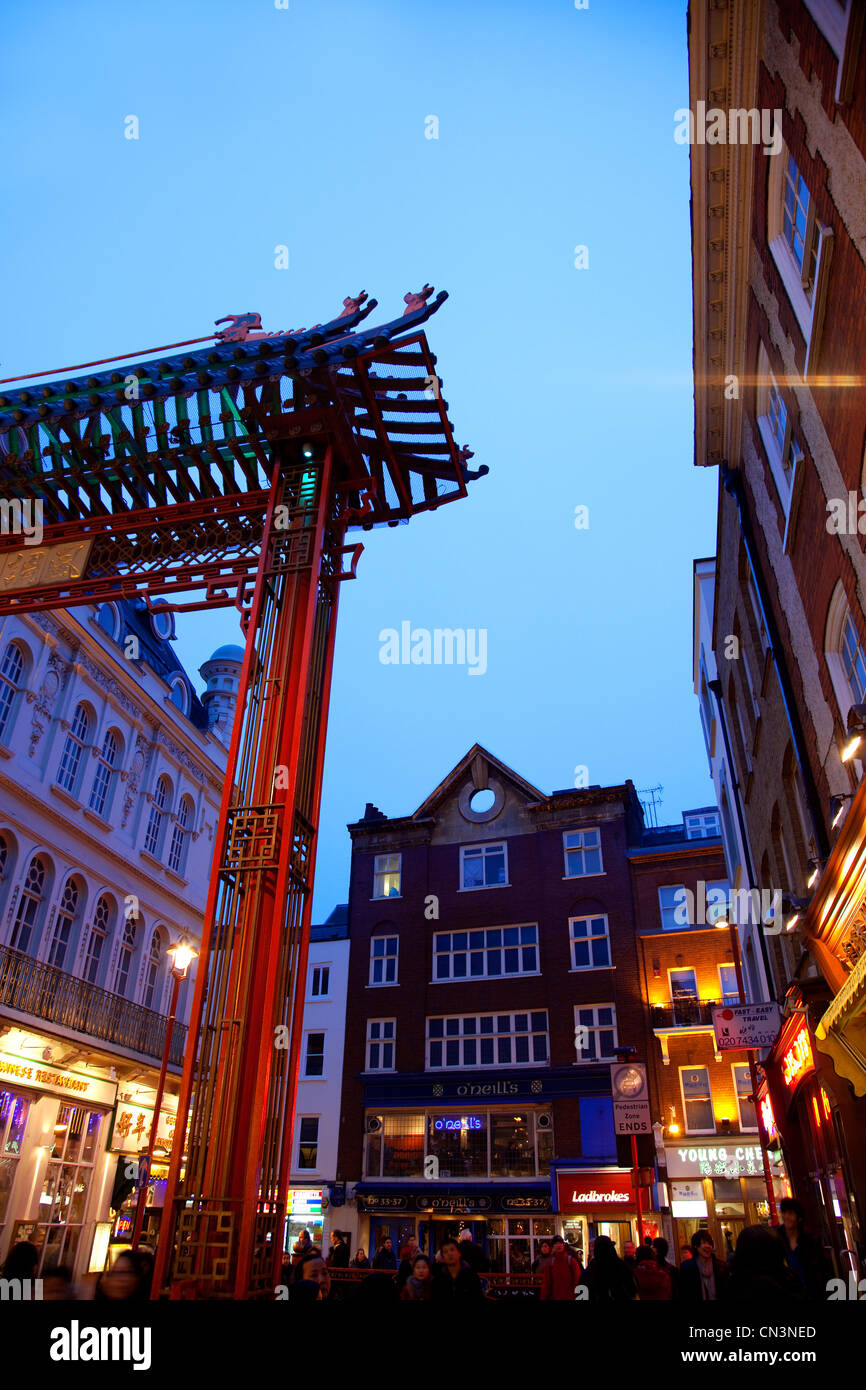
[556,1169,637,1212]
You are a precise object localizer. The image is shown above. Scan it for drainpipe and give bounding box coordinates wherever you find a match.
[720,463,830,860]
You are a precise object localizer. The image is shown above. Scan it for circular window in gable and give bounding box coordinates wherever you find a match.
[458,778,505,823]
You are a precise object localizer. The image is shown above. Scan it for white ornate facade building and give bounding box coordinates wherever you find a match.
[0,597,241,1281]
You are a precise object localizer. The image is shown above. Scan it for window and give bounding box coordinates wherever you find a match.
[310,964,330,998]
[563,828,603,877]
[426,1011,549,1070]
[0,643,25,743]
[684,811,720,840]
[34,1105,102,1275]
[767,150,833,373]
[142,930,163,1010]
[705,879,731,925]
[83,895,114,986]
[56,703,91,795]
[369,934,398,986]
[96,603,119,640]
[364,1109,553,1183]
[0,1090,30,1238]
[826,583,866,723]
[168,795,193,875]
[569,915,611,970]
[669,968,698,1000]
[433,925,538,980]
[841,612,866,705]
[366,1019,396,1071]
[47,877,81,970]
[733,1064,758,1131]
[297,1117,319,1171]
[574,1004,618,1062]
[373,853,401,899]
[460,841,508,890]
[144,775,172,857]
[168,677,189,715]
[10,854,48,955]
[680,1066,715,1134]
[89,730,120,818]
[303,1032,325,1078]
[782,153,817,290]
[719,964,739,1005]
[756,348,802,511]
[114,917,137,998]
[659,885,688,930]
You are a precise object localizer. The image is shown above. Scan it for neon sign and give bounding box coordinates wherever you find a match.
[760,1094,776,1139]
[433,1116,482,1131]
[781,1022,814,1089]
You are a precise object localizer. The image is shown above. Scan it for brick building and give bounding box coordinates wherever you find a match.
[689,0,866,1273]
[331,744,749,1269]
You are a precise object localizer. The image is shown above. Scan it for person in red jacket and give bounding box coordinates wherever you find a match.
[633,1244,672,1300]
[540,1236,583,1300]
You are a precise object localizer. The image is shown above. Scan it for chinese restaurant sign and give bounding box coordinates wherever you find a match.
[665,1144,763,1178]
[108,1099,177,1153]
[0,1050,116,1107]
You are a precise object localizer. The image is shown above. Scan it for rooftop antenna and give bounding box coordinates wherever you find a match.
[637,784,664,828]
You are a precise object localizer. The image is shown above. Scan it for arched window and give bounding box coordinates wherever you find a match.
[114,915,138,998]
[169,678,189,716]
[96,603,120,641]
[89,729,121,818]
[142,929,163,1011]
[0,642,26,743]
[47,876,83,970]
[144,775,172,857]
[57,703,91,795]
[168,795,193,875]
[825,582,866,720]
[10,854,48,955]
[83,894,115,986]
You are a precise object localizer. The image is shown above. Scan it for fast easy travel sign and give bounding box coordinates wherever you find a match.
[711,1002,782,1051]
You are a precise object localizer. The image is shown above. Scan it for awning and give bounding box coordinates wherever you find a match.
[815,950,866,1098]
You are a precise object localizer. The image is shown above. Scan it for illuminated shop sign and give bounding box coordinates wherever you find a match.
[556,1170,636,1212]
[432,1115,482,1131]
[781,1023,815,1090]
[760,1094,777,1139]
[0,1050,116,1107]
[665,1145,763,1178]
[287,1190,322,1218]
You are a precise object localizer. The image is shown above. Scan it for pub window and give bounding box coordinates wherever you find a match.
[460,841,508,890]
[369,934,398,986]
[373,853,401,899]
[680,1065,715,1134]
[569,915,611,970]
[433,924,538,980]
[563,828,603,878]
[297,1116,319,1171]
[573,1004,617,1062]
[426,1011,548,1070]
[365,1018,396,1072]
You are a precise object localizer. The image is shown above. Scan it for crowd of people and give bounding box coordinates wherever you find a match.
[0,1240,154,1301]
[286,1198,835,1302]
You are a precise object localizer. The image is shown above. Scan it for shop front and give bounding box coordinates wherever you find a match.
[354,1185,554,1270]
[286,1187,324,1253]
[555,1168,644,1262]
[662,1139,783,1260]
[766,1009,863,1276]
[0,1038,117,1278]
[105,1091,178,1256]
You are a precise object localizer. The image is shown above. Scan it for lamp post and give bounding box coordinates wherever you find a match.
[716,917,778,1226]
[131,936,197,1251]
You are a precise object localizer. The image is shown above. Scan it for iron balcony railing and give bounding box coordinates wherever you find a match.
[0,943,186,1066]
[651,996,740,1029]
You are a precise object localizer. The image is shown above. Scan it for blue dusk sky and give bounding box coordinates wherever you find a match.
[2,0,719,919]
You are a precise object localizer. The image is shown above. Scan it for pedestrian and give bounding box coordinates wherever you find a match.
[532,1239,554,1276]
[350,1247,370,1269]
[291,1228,315,1266]
[578,1234,638,1301]
[396,1242,420,1290]
[727,1224,806,1303]
[778,1197,831,1299]
[623,1239,637,1266]
[430,1237,486,1302]
[457,1226,489,1274]
[292,1248,334,1300]
[1,1241,39,1282]
[540,1235,582,1300]
[326,1231,350,1268]
[633,1243,672,1300]
[41,1264,75,1300]
[372,1236,398,1270]
[401,1253,435,1301]
[94,1250,152,1302]
[652,1236,680,1297]
[678,1230,729,1302]
[679,1243,693,1264]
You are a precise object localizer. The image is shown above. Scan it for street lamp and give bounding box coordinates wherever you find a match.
[131,935,197,1251]
[840,704,866,762]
